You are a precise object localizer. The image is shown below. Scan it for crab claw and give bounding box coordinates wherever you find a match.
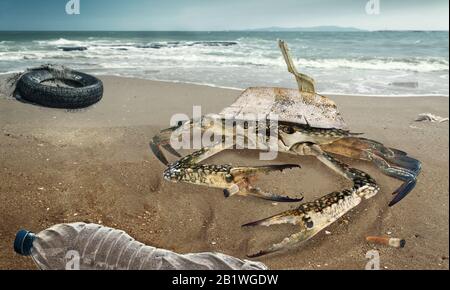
[242,209,315,257]
[244,187,304,202]
[369,152,421,207]
[389,178,417,207]
[243,213,320,258]
[242,150,380,257]
[150,128,182,165]
[150,137,169,165]
[321,137,421,206]
[224,164,303,202]
[242,210,301,227]
[384,154,421,207]
[163,150,303,202]
[360,141,421,206]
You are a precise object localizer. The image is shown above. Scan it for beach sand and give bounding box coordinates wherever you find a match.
[0,75,448,270]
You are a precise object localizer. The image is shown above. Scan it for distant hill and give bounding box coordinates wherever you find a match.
[245,26,365,32]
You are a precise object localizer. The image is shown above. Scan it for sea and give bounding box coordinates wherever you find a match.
[0,31,448,96]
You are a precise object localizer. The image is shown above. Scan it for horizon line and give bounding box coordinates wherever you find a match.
[0,29,448,32]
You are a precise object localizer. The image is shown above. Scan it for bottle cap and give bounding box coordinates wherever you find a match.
[14,230,36,256]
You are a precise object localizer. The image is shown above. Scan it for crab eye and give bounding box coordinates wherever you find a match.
[283,127,295,134]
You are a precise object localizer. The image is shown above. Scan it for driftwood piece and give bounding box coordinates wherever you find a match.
[220,40,348,130]
[220,87,348,129]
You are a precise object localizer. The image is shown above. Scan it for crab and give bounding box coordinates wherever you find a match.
[150,40,421,257]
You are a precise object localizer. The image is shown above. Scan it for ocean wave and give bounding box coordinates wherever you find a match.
[2,47,448,73]
[101,54,448,72]
[89,72,449,97]
[26,39,448,72]
[58,46,88,52]
[296,57,449,72]
[34,38,84,46]
[135,41,238,49]
[1,32,448,96]
[3,42,449,72]
[32,38,239,49]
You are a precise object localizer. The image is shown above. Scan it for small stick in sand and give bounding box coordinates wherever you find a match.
[366,236,406,248]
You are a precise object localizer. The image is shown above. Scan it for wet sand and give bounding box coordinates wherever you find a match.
[0,75,448,269]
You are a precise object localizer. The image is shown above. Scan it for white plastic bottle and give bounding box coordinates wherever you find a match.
[14,222,267,270]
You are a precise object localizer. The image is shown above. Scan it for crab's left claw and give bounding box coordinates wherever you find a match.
[359,140,421,206]
[369,152,421,207]
[389,178,417,207]
[150,136,169,165]
[321,137,421,206]
[225,164,304,202]
[150,128,182,165]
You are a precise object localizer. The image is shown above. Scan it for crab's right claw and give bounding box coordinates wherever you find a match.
[242,151,380,257]
[225,164,303,202]
[244,187,304,202]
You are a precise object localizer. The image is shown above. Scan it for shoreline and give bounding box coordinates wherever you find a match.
[0,75,448,270]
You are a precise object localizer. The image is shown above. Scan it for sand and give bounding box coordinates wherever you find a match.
[0,75,448,270]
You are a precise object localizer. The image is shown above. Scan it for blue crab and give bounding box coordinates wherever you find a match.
[150,41,421,257]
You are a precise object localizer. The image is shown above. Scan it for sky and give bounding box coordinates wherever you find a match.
[0,0,448,31]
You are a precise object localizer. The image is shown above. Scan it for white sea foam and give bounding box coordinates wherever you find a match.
[297,57,448,72]
[34,38,85,46]
[1,32,448,96]
[27,41,449,72]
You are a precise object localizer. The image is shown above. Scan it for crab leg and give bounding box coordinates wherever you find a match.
[321,137,421,206]
[243,144,379,257]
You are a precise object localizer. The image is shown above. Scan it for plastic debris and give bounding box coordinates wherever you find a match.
[14,223,268,270]
[415,113,449,123]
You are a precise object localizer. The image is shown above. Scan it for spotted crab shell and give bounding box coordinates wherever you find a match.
[219,87,348,130]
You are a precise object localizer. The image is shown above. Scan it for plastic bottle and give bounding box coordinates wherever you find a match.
[14,222,267,270]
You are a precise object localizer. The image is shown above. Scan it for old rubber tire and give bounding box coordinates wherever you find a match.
[16,69,103,108]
